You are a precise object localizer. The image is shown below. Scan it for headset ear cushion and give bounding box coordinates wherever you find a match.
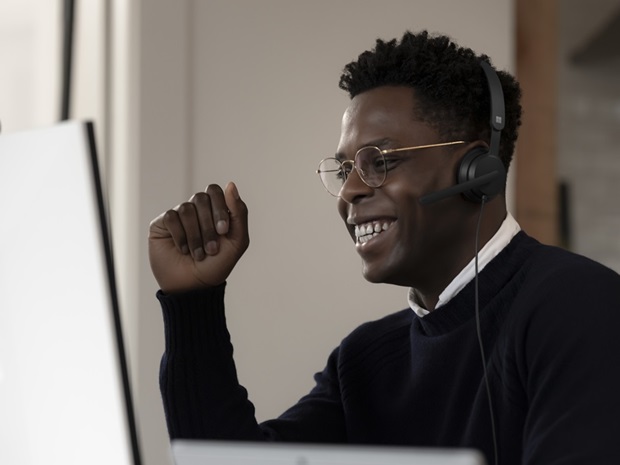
[457,147,507,203]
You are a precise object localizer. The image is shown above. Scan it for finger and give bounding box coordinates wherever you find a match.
[205,184,230,235]
[162,209,190,255]
[176,201,208,261]
[149,211,170,237]
[190,191,220,256]
[224,182,249,246]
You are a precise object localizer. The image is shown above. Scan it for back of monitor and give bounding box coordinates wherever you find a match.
[0,121,140,465]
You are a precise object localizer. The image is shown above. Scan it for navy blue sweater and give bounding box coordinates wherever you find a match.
[158,232,620,464]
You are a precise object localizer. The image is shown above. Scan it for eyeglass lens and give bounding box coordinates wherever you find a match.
[318,147,387,196]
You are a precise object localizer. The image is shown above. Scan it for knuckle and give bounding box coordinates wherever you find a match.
[177,201,195,217]
[149,212,165,229]
[190,191,209,204]
[205,184,224,196]
[162,209,179,223]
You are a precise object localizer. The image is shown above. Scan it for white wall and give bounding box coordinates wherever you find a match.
[122,2,514,465]
[0,0,60,133]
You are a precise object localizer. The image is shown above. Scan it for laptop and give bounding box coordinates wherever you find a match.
[171,440,486,465]
[0,121,141,465]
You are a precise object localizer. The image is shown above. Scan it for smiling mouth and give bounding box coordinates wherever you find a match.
[354,220,395,245]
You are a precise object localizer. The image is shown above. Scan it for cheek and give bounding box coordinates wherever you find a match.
[383,165,437,203]
[399,153,458,193]
[336,199,356,240]
[337,198,347,221]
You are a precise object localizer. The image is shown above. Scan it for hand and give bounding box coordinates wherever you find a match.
[148,182,249,293]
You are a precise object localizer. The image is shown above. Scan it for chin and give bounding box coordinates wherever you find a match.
[361,270,383,284]
[361,261,403,286]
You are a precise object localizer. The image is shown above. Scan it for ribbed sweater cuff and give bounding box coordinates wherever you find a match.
[157,283,230,357]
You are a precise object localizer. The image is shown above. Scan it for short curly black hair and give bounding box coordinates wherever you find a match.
[339,31,522,171]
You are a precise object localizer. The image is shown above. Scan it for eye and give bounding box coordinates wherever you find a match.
[342,161,356,178]
[383,156,401,168]
[373,156,400,173]
[327,162,350,182]
[372,156,385,169]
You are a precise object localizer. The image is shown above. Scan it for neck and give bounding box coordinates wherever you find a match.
[417,292,440,312]
[415,199,507,312]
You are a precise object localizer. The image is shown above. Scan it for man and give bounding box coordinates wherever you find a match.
[149,31,620,464]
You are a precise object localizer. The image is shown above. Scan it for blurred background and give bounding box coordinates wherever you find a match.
[1,1,618,464]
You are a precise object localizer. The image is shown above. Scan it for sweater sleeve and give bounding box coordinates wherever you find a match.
[157,284,346,442]
[519,261,620,464]
[158,283,263,440]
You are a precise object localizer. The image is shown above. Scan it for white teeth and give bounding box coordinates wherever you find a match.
[354,220,395,243]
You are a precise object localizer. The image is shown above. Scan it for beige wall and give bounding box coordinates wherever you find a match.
[186,0,515,420]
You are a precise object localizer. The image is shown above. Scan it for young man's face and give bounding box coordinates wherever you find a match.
[336,86,479,292]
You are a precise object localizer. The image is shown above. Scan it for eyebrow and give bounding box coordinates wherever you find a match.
[334,138,394,161]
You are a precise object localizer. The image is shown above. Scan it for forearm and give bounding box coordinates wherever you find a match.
[158,284,347,443]
[158,284,265,440]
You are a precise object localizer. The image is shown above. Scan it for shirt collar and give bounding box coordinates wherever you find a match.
[408,212,521,318]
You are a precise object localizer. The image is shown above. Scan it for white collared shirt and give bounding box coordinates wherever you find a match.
[408,213,521,317]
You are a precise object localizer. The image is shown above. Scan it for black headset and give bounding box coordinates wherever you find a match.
[419,61,507,205]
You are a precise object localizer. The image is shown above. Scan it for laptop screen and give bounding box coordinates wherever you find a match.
[171,440,486,465]
[0,122,141,465]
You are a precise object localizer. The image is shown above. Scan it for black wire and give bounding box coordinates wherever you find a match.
[474,195,499,465]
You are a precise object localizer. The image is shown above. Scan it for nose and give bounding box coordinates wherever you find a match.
[339,162,374,204]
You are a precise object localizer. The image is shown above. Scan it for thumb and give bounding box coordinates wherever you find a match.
[224,181,249,243]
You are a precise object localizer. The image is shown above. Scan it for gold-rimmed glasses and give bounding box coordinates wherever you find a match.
[316,140,466,197]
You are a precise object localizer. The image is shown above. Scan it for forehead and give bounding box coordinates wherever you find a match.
[338,86,435,152]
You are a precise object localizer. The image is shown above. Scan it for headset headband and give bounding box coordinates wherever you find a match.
[480,61,505,159]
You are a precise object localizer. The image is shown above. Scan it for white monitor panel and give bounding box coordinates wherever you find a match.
[0,122,140,465]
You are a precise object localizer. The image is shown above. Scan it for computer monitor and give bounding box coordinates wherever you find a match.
[0,121,141,465]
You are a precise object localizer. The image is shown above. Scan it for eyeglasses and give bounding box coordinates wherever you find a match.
[316,140,466,197]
